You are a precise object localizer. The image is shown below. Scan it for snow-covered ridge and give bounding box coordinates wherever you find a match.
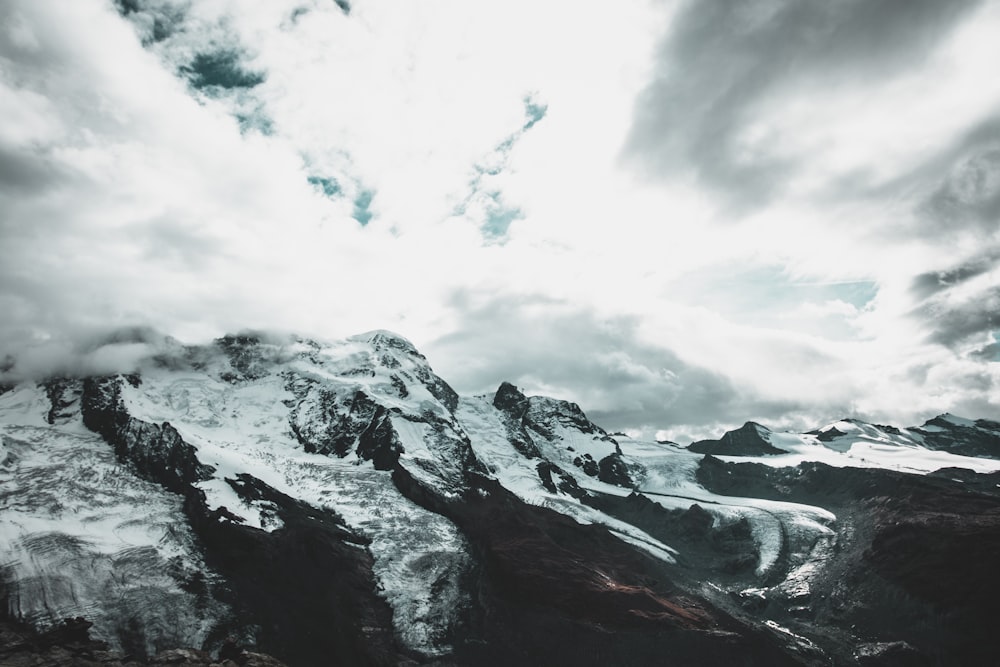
[3,329,1000,665]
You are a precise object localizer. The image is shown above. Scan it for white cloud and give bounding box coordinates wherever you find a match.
[1,0,998,435]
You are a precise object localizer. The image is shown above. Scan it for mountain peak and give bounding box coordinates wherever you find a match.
[351,330,422,357]
[493,381,528,417]
[688,420,786,456]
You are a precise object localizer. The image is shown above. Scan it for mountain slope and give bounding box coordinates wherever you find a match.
[2,329,1000,665]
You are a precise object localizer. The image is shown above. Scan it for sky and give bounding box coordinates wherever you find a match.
[1,0,999,442]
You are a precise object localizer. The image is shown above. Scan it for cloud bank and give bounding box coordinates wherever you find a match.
[1,0,998,440]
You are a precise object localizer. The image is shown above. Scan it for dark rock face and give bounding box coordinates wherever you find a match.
[183,475,405,667]
[287,381,378,457]
[689,422,787,456]
[72,375,410,666]
[493,381,623,466]
[584,492,757,575]
[493,381,529,418]
[524,395,616,446]
[81,377,214,493]
[911,414,1000,458]
[696,455,1000,666]
[389,468,801,667]
[412,364,460,413]
[356,406,404,470]
[492,383,542,458]
[809,426,846,442]
[15,334,1000,667]
[597,452,632,487]
[572,452,599,476]
[536,461,587,499]
[368,330,460,411]
[43,379,82,425]
[0,616,289,666]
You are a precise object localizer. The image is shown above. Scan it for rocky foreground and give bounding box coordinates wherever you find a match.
[0,617,285,666]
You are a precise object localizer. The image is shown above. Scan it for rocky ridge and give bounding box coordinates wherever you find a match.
[2,329,1000,665]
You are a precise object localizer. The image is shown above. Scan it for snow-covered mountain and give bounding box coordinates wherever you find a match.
[2,330,1000,666]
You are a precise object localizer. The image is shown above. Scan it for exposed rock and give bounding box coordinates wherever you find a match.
[854,641,931,667]
[572,453,599,476]
[536,461,587,499]
[583,493,757,575]
[696,455,1000,666]
[287,381,378,457]
[0,617,289,667]
[365,330,460,411]
[390,468,801,667]
[81,377,214,493]
[356,406,405,470]
[182,475,405,667]
[73,373,408,666]
[43,379,82,425]
[492,383,541,458]
[12,330,1000,666]
[689,422,787,456]
[524,395,616,446]
[493,382,529,418]
[911,413,1000,459]
[808,426,846,442]
[216,335,269,383]
[597,452,632,487]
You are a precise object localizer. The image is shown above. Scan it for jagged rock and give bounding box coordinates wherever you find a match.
[492,382,542,458]
[536,461,587,499]
[0,617,289,667]
[911,413,1000,458]
[356,406,404,470]
[572,453,599,476]
[287,383,378,457]
[524,395,615,446]
[597,452,632,487]
[81,376,214,493]
[182,475,403,667]
[493,382,529,418]
[689,422,786,456]
[365,330,460,411]
[389,469,800,667]
[854,641,931,667]
[43,379,82,425]
[808,426,845,442]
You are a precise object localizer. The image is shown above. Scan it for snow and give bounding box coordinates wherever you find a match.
[619,435,836,578]
[0,384,58,429]
[195,477,284,532]
[720,430,1000,474]
[118,364,470,658]
[0,413,225,653]
[457,397,677,563]
[8,332,1000,659]
[938,413,978,428]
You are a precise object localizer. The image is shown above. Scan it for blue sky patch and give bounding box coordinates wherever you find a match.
[482,193,522,240]
[236,108,274,136]
[182,50,265,91]
[523,96,548,131]
[307,176,341,198]
[353,189,374,226]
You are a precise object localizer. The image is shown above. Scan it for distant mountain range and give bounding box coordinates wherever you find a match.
[2,330,999,666]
